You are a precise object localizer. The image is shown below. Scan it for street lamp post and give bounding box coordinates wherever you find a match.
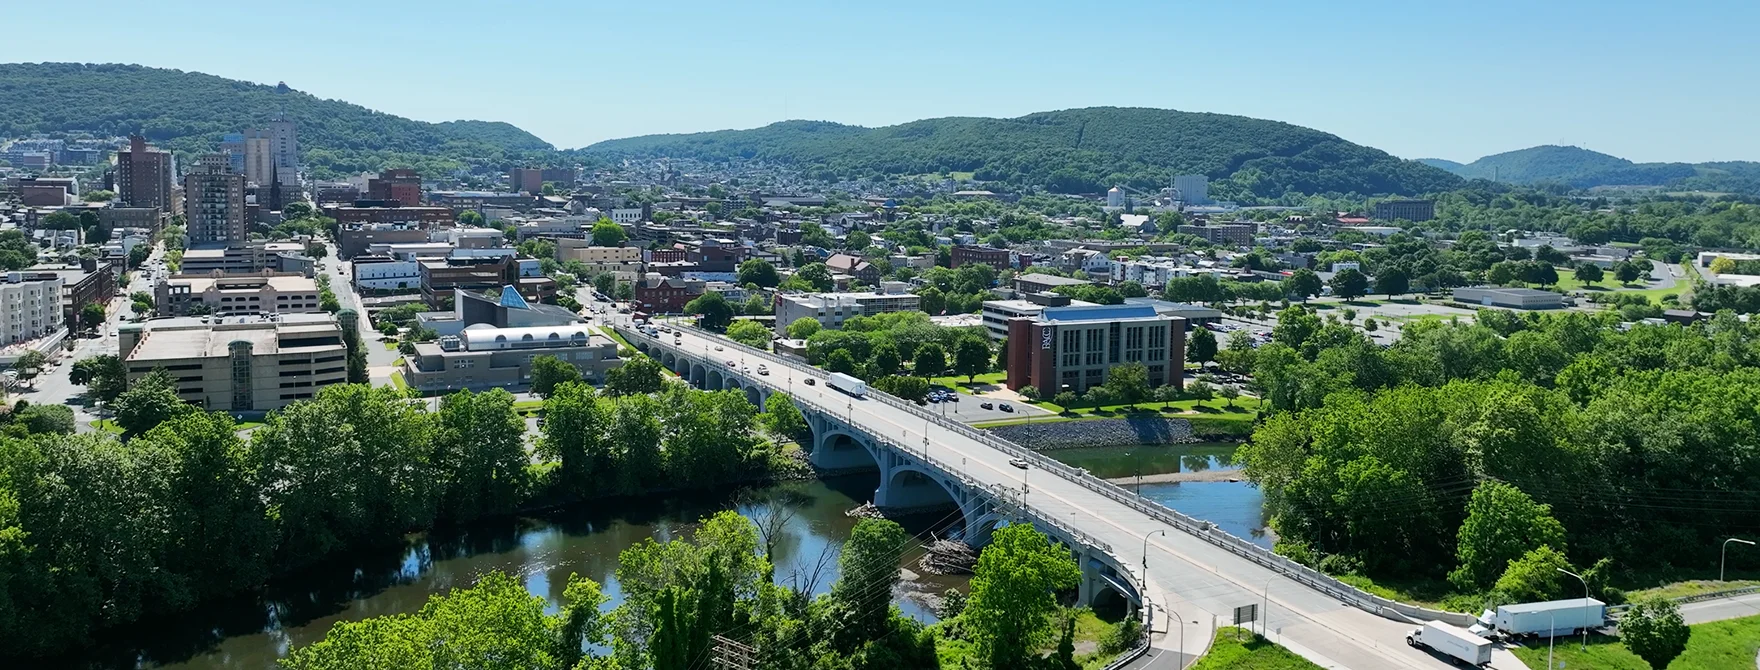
[1723,538,1755,581]
[1556,568,1589,650]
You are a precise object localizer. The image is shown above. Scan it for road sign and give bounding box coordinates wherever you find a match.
[1233,604,1258,626]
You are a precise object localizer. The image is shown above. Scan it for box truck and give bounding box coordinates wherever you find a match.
[1479,598,1605,639]
[1407,621,1493,666]
[828,372,867,398]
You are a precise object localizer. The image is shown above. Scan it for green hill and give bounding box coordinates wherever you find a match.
[1415,158,1465,172]
[1432,145,1760,192]
[0,62,556,178]
[581,107,1463,200]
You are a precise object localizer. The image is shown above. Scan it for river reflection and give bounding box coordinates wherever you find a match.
[72,474,963,670]
[1044,443,1274,548]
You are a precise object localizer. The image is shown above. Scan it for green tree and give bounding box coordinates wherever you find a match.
[1104,361,1151,408]
[252,384,436,569]
[79,301,106,332]
[786,317,822,340]
[685,292,735,331]
[614,281,634,301]
[793,263,835,292]
[1449,481,1568,589]
[916,285,946,315]
[13,403,75,434]
[81,189,116,202]
[530,355,582,398]
[540,381,609,495]
[137,411,272,598]
[873,374,929,402]
[741,293,770,316]
[591,218,628,246]
[12,349,47,387]
[112,369,196,437]
[828,519,910,649]
[432,389,529,524]
[953,337,991,382]
[737,259,780,288]
[1284,268,1322,302]
[1491,545,1571,603]
[1216,330,1257,374]
[964,524,1082,668]
[1053,391,1078,413]
[725,320,772,349]
[70,354,127,402]
[1330,268,1369,301]
[592,272,616,296]
[1374,266,1410,298]
[1613,259,1645,284]
[1620,596,1690,670]
[870,342,902,377]
[1574,263,1604,286]
[913,342,946,377]
[1187,326,1217,365]
[824,349,858,375]
[759,393,810,443]
[604,356,665,397]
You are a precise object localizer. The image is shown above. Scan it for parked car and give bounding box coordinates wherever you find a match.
[999,403,1014,412]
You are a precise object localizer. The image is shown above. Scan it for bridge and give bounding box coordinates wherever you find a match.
[620,323,1523,670]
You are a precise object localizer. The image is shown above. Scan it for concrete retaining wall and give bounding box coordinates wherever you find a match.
[984,417,1203,449]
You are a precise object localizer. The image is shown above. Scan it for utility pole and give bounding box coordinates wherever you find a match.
[711,635,756,670]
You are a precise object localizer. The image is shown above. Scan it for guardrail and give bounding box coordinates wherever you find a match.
[640,324,1471,627]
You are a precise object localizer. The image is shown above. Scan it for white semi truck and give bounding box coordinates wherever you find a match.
[1407,621,1493,666]
[828,372,868,398]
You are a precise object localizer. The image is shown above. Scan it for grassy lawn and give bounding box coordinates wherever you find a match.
[513,400,544,417]
[380,340,398,351]
[91,419,125,435]
[1190,627,1323,669]
[1511,614,1760,670]
[1024,397,1261,421]
[934,608,1133,670]
[1629,579,1760,601]
[928,371,1006,391]
[393,356,405,367]
[389,370,408,392]
[599,326,637,350]
[1332,574,1477,612]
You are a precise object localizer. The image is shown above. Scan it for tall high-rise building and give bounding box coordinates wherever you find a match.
[116,134,173,210]
[184,155,247,244]
[242,128,274,186]
[1173,175,1210,206]
[219,133,247,174]
[268,120,299,186]
[368,169,423,205]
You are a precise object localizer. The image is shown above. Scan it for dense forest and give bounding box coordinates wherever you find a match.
[1233,306,1760,608]
[1423,145,1760,194]
[581,107,1463,200]
[0,63,559,177]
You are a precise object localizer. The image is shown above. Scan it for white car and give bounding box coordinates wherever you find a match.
[714,345,724,351]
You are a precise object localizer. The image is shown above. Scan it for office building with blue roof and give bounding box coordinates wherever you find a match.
[1005,303,1185,394]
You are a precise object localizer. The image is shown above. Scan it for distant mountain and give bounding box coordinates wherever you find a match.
[582,107,1463,200]
[1427,144,1760,193]
[0,62,556,177]
[1415,158,1465,172]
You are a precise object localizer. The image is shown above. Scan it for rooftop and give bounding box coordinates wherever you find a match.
[126,313,341,361]
[1015,272,1092,287]
[1460,286,1560,298]
[1038,304,1165,323]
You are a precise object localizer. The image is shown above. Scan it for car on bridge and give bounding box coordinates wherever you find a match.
[1009,458,1029,469]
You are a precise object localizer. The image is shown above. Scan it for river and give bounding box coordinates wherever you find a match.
[78,443,1268,669]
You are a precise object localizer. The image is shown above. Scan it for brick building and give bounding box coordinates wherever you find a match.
[1005,304,1185,395]
[951,245,1011,271]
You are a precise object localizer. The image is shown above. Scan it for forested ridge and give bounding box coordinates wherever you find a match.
[1429,144,1760,193]
[1233,305,1760,609]
[580,107,1463,200]
[0,63,556,177]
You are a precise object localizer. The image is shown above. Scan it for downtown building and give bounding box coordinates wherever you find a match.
[1005,303,1185,395]
[116,134,174,211]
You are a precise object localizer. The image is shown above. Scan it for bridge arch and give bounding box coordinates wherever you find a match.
[689,362,706,387]
[706,368,725,391]
[661,351,676,370]
[877,465,964,522]
[811,429,880,471]
[742,384,763,409]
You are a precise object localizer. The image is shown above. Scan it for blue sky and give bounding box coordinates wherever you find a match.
[3,0,1755,163]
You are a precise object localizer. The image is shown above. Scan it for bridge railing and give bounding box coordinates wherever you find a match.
[646,323,1473,627]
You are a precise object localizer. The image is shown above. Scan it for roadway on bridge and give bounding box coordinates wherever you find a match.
[643,325,1529,670]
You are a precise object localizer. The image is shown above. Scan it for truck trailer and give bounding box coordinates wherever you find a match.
[1479,598,1605,639]
[1407,621,1493,666]
[828,372,868,398]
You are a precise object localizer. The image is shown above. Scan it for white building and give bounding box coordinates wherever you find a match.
[610,208,644,224]
[1106,186,1126,208]
[0,272,65,346]
[773,291,921,335]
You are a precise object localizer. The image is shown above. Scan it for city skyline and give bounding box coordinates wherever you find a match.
[2,0,1756,164]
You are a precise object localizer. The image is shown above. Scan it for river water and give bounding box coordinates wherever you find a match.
[80,443,1267,669]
